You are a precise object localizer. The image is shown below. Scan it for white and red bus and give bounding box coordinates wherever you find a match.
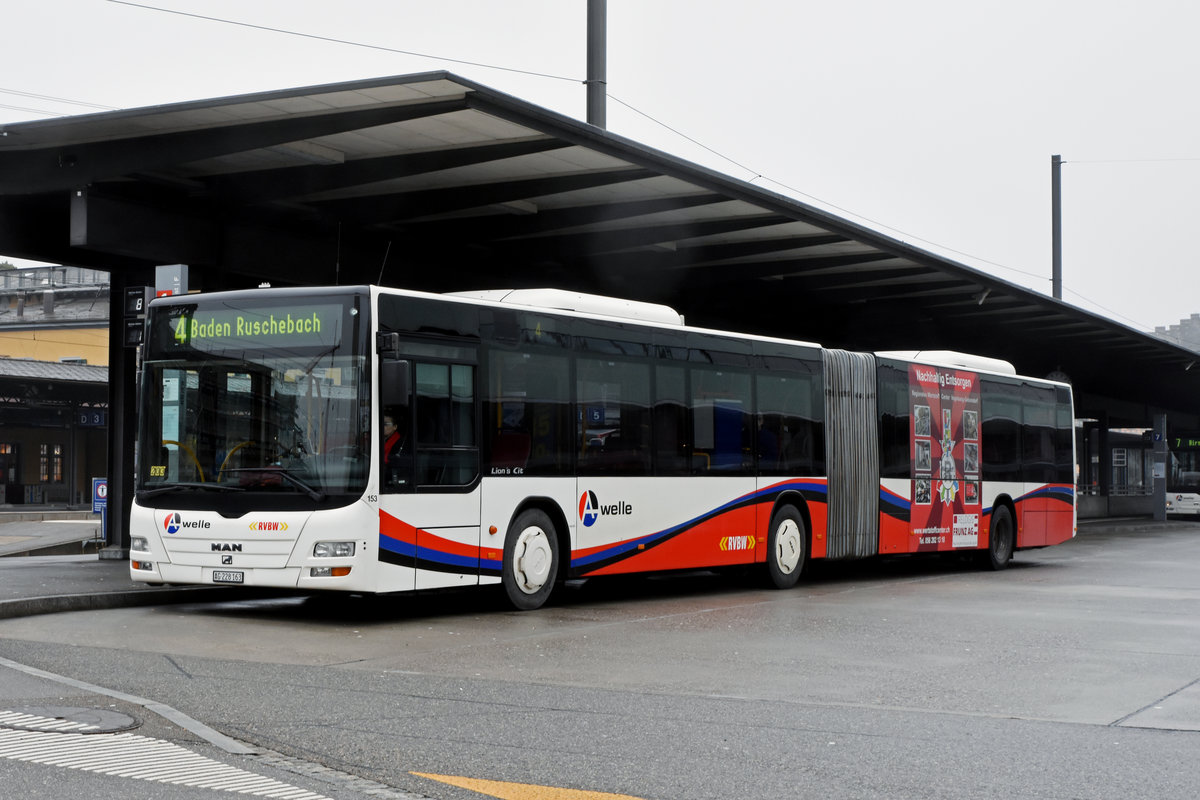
[1165,431,1200,516]
[130,286,1076,609]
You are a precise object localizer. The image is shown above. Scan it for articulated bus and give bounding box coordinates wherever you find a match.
[130,286,1076,609]
[1165,432,1200,516]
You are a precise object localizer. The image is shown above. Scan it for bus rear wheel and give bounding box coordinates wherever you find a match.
[766,505,806,589]
[984,505,1015,570]
[502,509,559,610]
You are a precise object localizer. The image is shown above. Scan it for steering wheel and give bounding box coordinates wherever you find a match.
[217,440,257,482]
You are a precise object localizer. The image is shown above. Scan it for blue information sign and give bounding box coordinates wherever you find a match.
[92,477,107,513]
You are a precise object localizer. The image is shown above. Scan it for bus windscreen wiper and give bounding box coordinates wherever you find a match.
[222,468,326,501]
[139,482,247,499]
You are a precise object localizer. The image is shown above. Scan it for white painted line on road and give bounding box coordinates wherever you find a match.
[0,654,256,754]
[0,718,330,799]
[0,656,436,799]
[0,710,100,732]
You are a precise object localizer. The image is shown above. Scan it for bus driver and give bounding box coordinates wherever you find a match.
[382,408,410,488]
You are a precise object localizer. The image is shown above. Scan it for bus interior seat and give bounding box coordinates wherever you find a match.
[492,431,531,468]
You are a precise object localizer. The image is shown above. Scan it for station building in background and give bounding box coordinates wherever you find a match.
[0,266,108,505]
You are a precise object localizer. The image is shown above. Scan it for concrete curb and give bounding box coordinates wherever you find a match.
[1077,518,1200,535]
[0,586,292,620]
[0,510,99,524]
[0,539,105,559]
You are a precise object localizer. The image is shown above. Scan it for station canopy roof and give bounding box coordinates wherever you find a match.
[1,71,1197,422]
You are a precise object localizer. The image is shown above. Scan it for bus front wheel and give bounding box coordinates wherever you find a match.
[766,505,806,589]
[502,509,559,610]
[984,505,1015,571]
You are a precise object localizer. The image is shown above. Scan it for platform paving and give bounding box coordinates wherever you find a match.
[0,511,284,618]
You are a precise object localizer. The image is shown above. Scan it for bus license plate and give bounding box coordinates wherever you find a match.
[212,570,244,584]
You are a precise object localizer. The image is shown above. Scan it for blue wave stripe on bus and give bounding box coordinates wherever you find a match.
[571,479,827,570]
[879,485,912,520]
[879,486,911,511]
[380,534,495,574]
[380,479,834,575]
[979,485,1076,517]
[1021,485,1076,503]
[572,531,671,568]
[571,503,730,569]
[571,481,812,568]
[380,536,415,559]
[414,546,478,571]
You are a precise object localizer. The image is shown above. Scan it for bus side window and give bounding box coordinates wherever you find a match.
[1054,386,1074,485]
[413,362,478,488]
[981,378,1021,482]
[381,405,412,492]
[486,350,570,476]
[380,358,413,493]
[1022,384,1057,484]
[690,366,752,474]
[876,364,910,479]
[654,364,689,476]
[577,357,651,476]
[757,372,820,475]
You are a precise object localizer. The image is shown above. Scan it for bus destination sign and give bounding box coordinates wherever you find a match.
[164,304,342,351]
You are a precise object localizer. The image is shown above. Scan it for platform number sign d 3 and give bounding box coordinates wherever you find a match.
[92,478,107,513]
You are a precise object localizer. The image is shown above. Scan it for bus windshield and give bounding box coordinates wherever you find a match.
[1168,447,1200,493]
[136,293,368,509]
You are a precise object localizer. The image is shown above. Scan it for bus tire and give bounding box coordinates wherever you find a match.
[984,505,1015,571]
[766,505,806,589]
[502,509,559,610]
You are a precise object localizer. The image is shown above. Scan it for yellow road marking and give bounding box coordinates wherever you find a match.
[410,772,647,800]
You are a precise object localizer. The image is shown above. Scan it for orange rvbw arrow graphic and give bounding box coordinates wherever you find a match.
[410,772,647,800]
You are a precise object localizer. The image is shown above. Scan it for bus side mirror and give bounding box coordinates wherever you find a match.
[380,359,411,410]
[376,332,401,359]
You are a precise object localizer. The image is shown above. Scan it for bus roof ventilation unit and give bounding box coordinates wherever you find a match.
[448,288,685,326]
[876,350,1017,375]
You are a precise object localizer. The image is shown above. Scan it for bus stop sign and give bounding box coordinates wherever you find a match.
[92,478,107,513]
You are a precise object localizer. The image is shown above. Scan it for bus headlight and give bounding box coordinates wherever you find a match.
[314,541,355,558]
[131,537,150,552]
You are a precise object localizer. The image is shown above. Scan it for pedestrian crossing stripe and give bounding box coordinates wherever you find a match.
[0,718,329,799]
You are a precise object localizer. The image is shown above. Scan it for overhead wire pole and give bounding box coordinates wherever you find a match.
[1051,154,1063,300]
[586,0,606,128]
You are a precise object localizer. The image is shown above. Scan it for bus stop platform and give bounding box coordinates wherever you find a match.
[0,510,105,558]
[0,515,1191,620]
[0,513,278,619]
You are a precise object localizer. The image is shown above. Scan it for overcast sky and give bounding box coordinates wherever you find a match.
[4,0,1198,334]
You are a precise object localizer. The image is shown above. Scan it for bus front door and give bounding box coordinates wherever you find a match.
[382,359,482,591]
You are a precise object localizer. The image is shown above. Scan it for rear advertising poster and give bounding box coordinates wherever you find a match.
[910,363,981,549]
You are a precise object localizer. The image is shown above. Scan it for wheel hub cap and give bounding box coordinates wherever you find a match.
[514,526,552,593]
[776,520,802,574]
